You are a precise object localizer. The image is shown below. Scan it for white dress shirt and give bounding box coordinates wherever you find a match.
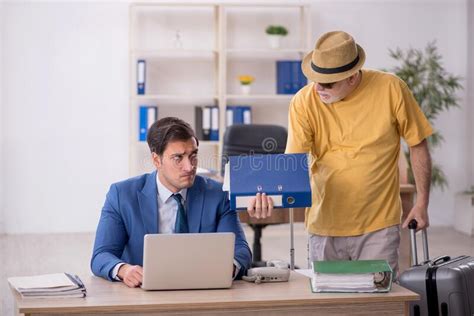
[155,175,188,234]
[112,173,240,281]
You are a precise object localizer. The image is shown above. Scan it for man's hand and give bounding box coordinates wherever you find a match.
[402,203,429,231]
[118,264,143,288]
[247,192,274,219]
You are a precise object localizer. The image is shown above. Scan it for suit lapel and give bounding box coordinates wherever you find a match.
[138,171,159,234]
[186,177,204,233]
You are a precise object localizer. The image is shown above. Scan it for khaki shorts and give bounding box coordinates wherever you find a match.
[309,225,400,277]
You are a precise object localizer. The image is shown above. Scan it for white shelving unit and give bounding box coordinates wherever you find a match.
[129,1,311,176]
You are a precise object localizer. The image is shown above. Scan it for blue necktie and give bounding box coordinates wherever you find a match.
[172,194,189,233]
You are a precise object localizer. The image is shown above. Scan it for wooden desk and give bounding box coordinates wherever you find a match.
[12,272,419,316]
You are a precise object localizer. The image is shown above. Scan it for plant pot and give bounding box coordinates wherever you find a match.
[267,34,282,49]
[240,84,251,95]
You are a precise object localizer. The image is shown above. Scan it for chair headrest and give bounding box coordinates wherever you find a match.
[222,124,287,155]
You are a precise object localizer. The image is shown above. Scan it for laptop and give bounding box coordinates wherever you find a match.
[141,232,235,290]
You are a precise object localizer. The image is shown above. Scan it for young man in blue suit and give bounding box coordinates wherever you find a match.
[91,117,252,288]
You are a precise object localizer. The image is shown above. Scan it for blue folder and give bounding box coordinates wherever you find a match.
[209,106,219,141]
[139,105,157,141]
[276,60,306,94]
[137,60,146,95]
[226,105,252,126]
[226,153,312,210]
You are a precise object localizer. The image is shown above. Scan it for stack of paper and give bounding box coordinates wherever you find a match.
[8,273,86,299]
[312,272,376,292]
[310,260,393,293]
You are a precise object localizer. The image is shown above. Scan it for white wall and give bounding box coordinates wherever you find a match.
[468,0,474,189]
[0,2,4,234]
[2,2,129,233]
[1,0,470,233]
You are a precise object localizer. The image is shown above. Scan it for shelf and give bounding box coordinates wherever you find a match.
[226,94,294,100]
[129,3,311,175]
[134,140,218,146]
[132,49,217,59]
[133,95,218,102]
[223,2,310,8]
[198,140,219,146]
[226,48,308,60]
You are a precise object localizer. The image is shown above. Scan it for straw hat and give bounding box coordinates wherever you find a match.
[301,31,366,83]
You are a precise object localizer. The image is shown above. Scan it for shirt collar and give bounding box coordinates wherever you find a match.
[155,172,187,202]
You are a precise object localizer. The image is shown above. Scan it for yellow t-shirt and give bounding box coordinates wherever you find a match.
[286,69,433,236]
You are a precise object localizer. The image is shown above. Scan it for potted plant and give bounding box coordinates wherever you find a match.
[238,75,254,95]
[265,25,288,49]
[454,186,474,236]
[385,41,463,191]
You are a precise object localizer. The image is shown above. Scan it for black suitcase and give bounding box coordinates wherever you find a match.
[399,220,474,316]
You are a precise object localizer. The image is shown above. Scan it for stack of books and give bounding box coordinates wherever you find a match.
[8,273,86,299]
[310,260,393,293]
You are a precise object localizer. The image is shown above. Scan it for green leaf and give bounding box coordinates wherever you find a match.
[388,42,463,190]
[265,25,288,36]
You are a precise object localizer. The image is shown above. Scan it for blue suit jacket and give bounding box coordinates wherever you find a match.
[91,172,252,280]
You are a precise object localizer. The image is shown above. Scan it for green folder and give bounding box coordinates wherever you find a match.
[310,260,393,293]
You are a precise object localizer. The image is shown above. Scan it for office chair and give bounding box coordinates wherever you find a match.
[221,124,288,267]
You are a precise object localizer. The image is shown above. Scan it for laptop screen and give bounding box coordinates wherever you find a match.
[141,232,235,290]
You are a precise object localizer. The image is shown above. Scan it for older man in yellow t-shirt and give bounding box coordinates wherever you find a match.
[247,31,432,275]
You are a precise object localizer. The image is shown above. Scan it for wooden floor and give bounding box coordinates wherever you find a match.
[2,224,474,316]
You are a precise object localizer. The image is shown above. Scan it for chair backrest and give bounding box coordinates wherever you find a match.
[221,124,288,175]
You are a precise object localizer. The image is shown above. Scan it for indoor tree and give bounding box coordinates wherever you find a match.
[386,41,463,190]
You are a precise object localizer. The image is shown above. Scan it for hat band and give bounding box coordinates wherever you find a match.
[311,55,360,75]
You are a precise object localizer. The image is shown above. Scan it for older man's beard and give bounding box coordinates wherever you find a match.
[318,92,344,104]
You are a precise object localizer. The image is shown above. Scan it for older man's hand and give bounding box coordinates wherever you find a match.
[247,193,274,219]
[402,203,429,231]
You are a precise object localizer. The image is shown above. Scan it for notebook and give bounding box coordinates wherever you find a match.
[141,233,235,290]
[8,273,86,298]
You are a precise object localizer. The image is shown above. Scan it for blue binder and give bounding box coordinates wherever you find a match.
[209,106,219,141]
[226,105,252,127]
[139,105,157,141]
[227,153,312,210]
[276,60,306,94]
[242,106,252,124]
[137,60,146,95]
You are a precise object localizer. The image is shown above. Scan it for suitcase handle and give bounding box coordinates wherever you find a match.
[408,219,430,266]
[430,255,451,266]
